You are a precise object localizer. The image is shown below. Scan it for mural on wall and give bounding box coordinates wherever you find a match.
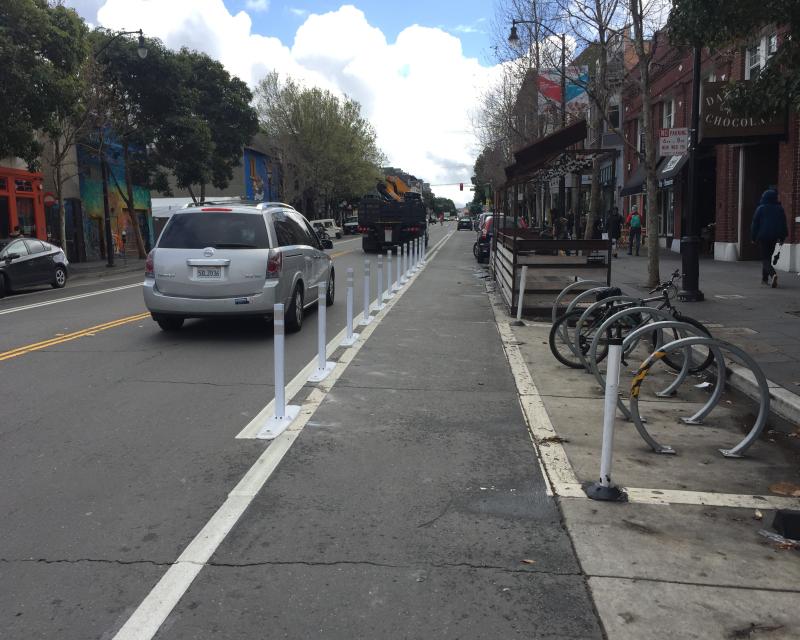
[244,148,281,203]
[77,143,153,259]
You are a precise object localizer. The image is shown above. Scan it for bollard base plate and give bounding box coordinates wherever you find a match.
[340,333,359,347]
[583,481,628,502]
[359,315,373,326]
[509,319,525,327]
[375,302,386,311]
[308,361,336,382]
[256,405,301,440]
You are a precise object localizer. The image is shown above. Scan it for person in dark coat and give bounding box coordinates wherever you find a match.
[750,189,788,287]
[608,207,622,258]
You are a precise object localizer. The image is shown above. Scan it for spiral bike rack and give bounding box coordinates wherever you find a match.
[629,336,770,458]
[586,311,707,421]
[573,295,641,370]
[551,279,607,326]
[551,286,613,359]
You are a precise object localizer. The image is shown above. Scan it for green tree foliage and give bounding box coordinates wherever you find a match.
[0,0,88,167]
[669,0,800,116]
[432,197,456,215]
[255,71,384,217]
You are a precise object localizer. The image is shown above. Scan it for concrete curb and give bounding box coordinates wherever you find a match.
[726,361,800,426]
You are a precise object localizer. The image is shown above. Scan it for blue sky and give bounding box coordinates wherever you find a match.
[234,0,496,66]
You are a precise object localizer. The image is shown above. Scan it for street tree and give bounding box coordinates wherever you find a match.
[0,0,88,166]
[668,0,799,117]
[255,71,383,217]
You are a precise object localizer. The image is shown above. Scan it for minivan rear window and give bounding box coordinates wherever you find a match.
[158,212,270,249]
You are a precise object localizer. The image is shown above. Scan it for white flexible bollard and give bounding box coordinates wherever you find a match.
[404,242,411,279]
[308,282,336,382]
[360,259,372,325]
[584,333,627,501]
[385,252,394,299]
[341,268,359,346]
[395,246,402,290]
[421,236,427,264]
[400,244,408,284]
[376,254,386,311]
[256,303,300,439]
[510,265,528,326]
[412,238,418,271]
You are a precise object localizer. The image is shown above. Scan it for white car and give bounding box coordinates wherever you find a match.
[143,202,334,332]
[315,218,343,239]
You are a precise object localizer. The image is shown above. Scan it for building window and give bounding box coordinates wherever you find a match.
[607,105,620,130]
[14,179,33,193]
[662,99,674,129]
[0,177,7,191]
[637,119,646,154]
[745,34,778,80]
[659,189,674,236]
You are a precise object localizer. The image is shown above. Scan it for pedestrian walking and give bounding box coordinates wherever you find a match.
[608,207,622,258]
[627,206,642,256]
[750,189,788,288]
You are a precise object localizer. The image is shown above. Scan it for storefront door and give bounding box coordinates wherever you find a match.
[0,196,9,236]
[740,143,779,260]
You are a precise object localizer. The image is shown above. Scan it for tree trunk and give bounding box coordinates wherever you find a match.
[55,143,67,250]
[123,143,147,258]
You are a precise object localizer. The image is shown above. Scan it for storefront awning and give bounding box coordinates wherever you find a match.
[620,164,645,197]
[657,154,688,185]
[504,120,588,184]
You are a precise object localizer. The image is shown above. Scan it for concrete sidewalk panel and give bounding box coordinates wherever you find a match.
[588,576,800,640]
[561,500,800,591]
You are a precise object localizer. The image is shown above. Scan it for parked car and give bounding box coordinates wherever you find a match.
[315,218,343,239]
[457,216,473,230]
[0,237,69,297]
[473,215,527,263]
[143,203,334,332]
[474,211,492,232]
[342,216,359,235]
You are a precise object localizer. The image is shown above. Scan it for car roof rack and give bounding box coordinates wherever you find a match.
[180,198,296,211]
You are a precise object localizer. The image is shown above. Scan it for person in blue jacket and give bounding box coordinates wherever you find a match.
[750,189,788,288]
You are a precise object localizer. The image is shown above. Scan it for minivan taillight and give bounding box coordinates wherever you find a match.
[145,250,154,278]
[266,250,282,278]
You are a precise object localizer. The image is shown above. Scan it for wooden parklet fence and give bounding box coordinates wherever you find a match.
[492,228,612,317]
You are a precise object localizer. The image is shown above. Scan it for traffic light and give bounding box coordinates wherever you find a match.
[459,182,463,191]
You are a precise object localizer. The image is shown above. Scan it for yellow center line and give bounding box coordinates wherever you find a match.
[0,312,151,362]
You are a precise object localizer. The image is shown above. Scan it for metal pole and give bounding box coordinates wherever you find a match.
[558,32,567,221]
[511,265,528,325]
[273,303,285,419]
[679,45,705,302]
[584,334,627,501]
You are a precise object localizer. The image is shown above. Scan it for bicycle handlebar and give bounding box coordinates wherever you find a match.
[647,269,682,294]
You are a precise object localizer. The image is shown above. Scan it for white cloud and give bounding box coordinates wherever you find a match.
[288,7,308,18]
[87,1,499,206]
[245,0,269,12]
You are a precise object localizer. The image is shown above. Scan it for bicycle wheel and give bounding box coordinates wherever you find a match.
[656,314,714,373]
[549,308,609,369]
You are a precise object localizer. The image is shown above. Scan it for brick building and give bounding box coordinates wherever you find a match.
[621,28,798,272]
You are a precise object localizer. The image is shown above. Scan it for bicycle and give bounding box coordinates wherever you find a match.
[549,269,713,372]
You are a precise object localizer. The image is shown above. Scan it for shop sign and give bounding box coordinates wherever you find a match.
[581,174,592,185]
[658,128,688,155]
[700,81,786,142]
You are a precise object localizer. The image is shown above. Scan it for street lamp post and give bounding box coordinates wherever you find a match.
[509,20,567,219]
[679,45,704,301]
[94,29,148,267]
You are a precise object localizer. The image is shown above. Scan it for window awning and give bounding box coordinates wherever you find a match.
[620,163,646,197]
[657,154,689,184]
[504,120,588,184]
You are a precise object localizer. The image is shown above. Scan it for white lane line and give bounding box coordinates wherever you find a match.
[0,283,143,315]
[112,230,455,640]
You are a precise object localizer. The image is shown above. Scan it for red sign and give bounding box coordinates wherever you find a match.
[43,192,56,206]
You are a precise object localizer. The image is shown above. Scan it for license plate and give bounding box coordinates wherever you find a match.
[384,229,392,243]
[195,266,221,279]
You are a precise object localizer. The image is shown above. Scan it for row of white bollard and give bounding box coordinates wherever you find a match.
[259,235,428,440]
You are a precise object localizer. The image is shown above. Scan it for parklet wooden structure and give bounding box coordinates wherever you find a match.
[492,120,618,316]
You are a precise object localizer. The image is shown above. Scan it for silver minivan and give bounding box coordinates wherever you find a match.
[143,203,334,332]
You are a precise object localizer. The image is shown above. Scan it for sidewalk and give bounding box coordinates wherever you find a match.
[504,293,800,638]
[611,250,800,420]
[145,232,603,638]
[69,257,145,281]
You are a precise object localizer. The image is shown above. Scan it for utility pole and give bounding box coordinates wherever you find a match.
[679,46,704,301]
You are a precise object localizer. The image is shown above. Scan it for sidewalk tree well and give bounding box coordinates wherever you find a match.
[255,71,383,217]
[668,0,800,117]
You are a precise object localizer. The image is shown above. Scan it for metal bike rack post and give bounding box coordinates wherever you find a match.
[308,282,336,382]
[511,265,528,327]
[585,331,627,502]
[341,268,358,347]
[573,295,640,370]
[256,303,300,439]
[376,255,386,311]
[552,279,608,326]
[628,336,769,458]
[360,259,372,326]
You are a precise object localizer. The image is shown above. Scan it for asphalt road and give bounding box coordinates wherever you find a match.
[1,223,600,639]
[0,226,447,639]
